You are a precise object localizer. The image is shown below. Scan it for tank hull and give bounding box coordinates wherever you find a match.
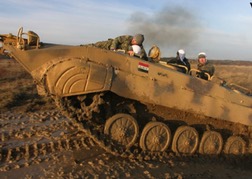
[4,44,251,126]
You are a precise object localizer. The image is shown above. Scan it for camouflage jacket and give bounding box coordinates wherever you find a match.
[93,38,113,50]
[197,61,215,80]
[110,35,133,51]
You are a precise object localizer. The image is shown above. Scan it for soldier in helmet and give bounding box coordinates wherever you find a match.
[196,52,215,80]
[167,49,191,74]
[94,34,148,60]
[110,34,148,60]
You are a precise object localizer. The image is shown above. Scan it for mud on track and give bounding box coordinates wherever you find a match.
[1,110,252,179]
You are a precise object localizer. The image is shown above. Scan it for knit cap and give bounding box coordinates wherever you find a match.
[133,34,144,45]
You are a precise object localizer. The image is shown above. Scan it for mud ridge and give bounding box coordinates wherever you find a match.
[0,110,96,171]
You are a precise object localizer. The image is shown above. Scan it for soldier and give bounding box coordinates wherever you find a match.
[167,49,191,74]
[94,34,148,60]
[196,52,215,80]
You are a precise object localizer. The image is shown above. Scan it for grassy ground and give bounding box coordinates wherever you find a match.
[0,59,54,112]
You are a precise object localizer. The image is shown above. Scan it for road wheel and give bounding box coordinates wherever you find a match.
[224,136,246,155]
[104,113,139,148]
[172,126,199,155]
[199,131,223,155]
[140,122,171,152]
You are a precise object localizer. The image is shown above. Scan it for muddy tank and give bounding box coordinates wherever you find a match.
[1,28,252,158]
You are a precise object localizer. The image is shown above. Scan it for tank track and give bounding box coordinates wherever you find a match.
[54,93,174,161]
[0,110,95,171]
[53,91,252,161]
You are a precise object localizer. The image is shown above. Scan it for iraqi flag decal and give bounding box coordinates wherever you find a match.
[138,62,149,73]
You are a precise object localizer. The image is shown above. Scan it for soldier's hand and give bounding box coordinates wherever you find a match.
[127,50,134,56]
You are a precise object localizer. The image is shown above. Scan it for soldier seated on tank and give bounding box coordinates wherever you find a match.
[167,49,191,74]
[93,34,148,61]
[196,52,215,80]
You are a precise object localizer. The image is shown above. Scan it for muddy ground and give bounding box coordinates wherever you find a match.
[1,59,252,179]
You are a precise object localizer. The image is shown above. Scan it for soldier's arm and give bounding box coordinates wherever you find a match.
[167,58,178,64]
[110,36,126,50]
[139,48,148,60]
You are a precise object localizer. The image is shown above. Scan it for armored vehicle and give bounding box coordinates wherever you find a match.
[1,28,252,158]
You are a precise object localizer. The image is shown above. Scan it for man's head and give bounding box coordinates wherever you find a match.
[132,34,144,45]
[198,52,207,65]
[177,49,185,61]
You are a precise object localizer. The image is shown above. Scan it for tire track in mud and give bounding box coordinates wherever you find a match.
[0,110,97,172]
[42,149,252,178]
[1,110,252,178]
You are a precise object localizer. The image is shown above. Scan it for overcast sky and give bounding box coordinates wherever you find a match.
[1,0,252,60]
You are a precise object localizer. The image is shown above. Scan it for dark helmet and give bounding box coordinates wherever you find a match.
[133,34,144,45]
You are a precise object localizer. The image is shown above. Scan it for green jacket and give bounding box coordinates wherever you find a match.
[110,35,133,51]
[197,61,215,80]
